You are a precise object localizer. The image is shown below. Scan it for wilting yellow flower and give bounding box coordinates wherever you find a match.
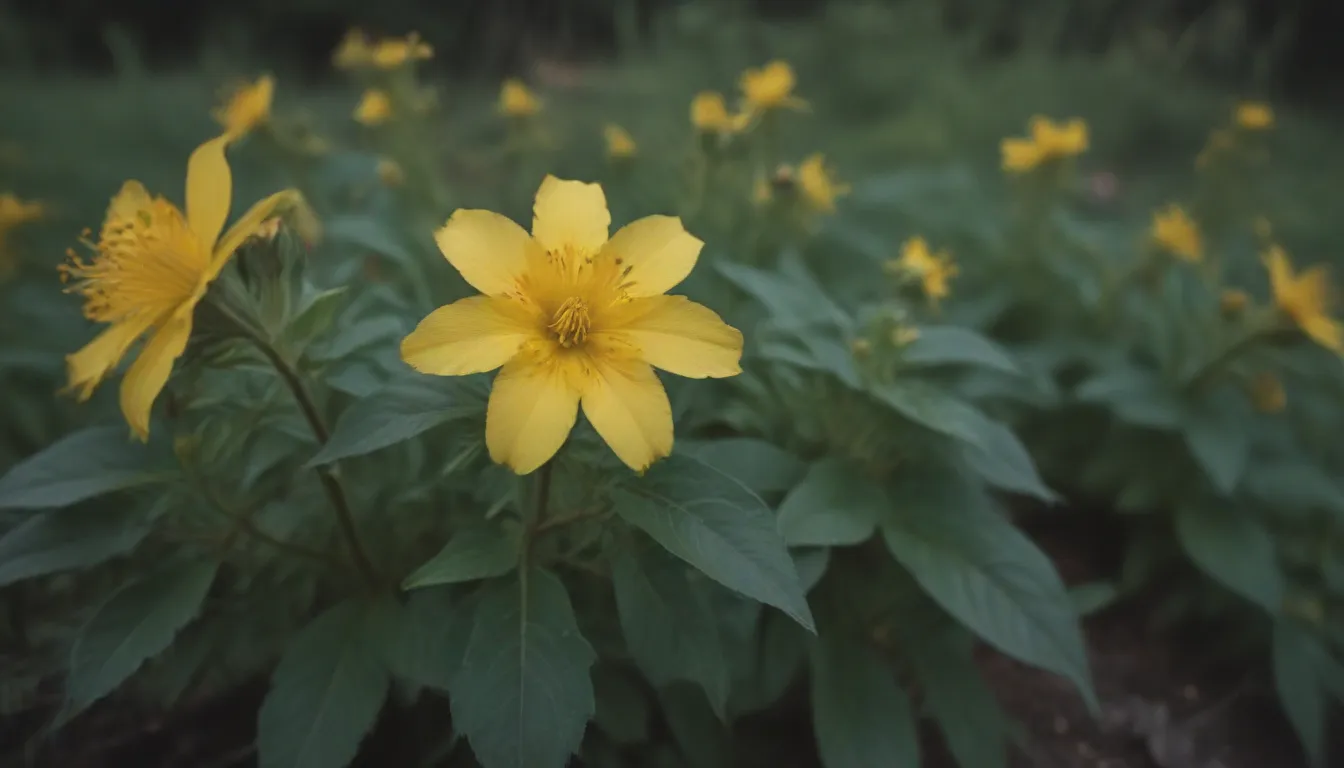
[1249,371,1286,413]
[371,33,433,69]
[690,91,751,134]
[59,135,305,439]
[377,158,405,187]
[499,79,541,118]
[604,124,637,160]
[1151,205,1202,263]
[354,89,393,125]
[401,176,743,474]
[1236,101,1274,130]
[894,236,958,302]
[1220,289,1249,316]
[1001,116,1088,173]
[739,60,807,115]
[797,153,849,213]
[1263,244,1343,353]
[213,75,273,137]
[0,193,45,274]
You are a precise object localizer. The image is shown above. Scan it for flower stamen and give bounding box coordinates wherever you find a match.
[549,296,592,348]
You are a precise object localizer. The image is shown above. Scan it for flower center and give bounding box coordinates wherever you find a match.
[548,296,592,348]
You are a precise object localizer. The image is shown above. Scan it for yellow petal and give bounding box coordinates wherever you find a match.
[119,316,192,441]
[600,215,703,298]
[65,313,160,400]
[581,357,673,472]
[604,296,742,378]
[531,175,609,255]
[401,296,536,375]
[185,133,234,250]
[1302,316,1344,354]
[486,354,580,474]
[435,209,541,296]
[208,189,308,282]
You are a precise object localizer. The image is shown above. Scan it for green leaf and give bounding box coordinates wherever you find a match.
[592,665,650,745]
[307,376,486,466]
[902,325,1021,375]
[1273,621,1332,767]
[776,458,887,547]
[906,628,1009,768]
[959,417,1058,502]
[324,215,417,268]
[66,560,218,716]
[881,507,1096,710]
[0,506,150,586]
[1074,368,1182,428]
[681,437,806,496]
[612,545,729,718]
[0,426,175,510]
[1069,582,1120,616]
[1182,403,1248,495]
[402,525,518,589]
[868,380,986,445]
[283,287,348,350]
[809,632,919,768]
[450,568,597,768]
[660,683,734,768]
[614,454,815,632]
[256,599,391,768]
[1175,504,1283,611]
[382,588,474,692]
[1244,460,1344,519]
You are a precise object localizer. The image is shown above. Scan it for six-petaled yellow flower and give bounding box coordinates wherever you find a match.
[1263,244,1343,353]
[890,236,958,303]
[1001,116,1088,172]
[400,175,743,474]
[797,153,849,213]
[213,75,274,137]
[60,134,305,439]
[604,124,637,160]
[740,60,807,116]
[1151,204,1202,263]
[354,89,393,125]
[499,79,541,118]
[1236,101,1274,131]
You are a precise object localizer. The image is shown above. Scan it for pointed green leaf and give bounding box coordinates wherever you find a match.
[1273,621,1330,767]
[257,598,391,768]
[612,546,729,718]
[0,426,175,510]
[307,376,486,466]
[902,325,1021,375]
[592,665,650,745]
[868,380,986,445]
[1183,405,1248,495]
[681,438,806,496]
[614,454,815,632]
[67,560,218,716]
[382,587,474,692]
[906,627,1009,768]
[810,632,919,768]
[960,417,1058,502]
[0,507,150,586]
[776,458,887,547]
[1175,503,1283,611]
[402,526,517,589]
[450,569,596,768]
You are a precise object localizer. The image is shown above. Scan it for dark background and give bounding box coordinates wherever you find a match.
[1,0,1341,98]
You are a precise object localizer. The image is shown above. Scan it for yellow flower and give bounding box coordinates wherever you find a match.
[0,193,44,274]
[213,75,273,137]
[377,158,405,187]
[499,79,541,118]
[1220,289,1249,316]
[371,33,433,69]
[1000,137,1043,172]
[850,338,872,357]
[1249,371,1286,413]
[333,29,373,69]
[891,326,920,346]
[1263,244,1343,353]
[1001,116,1088,173]
[797,153,849,213]
[1236,101,1274,130]
[896,236,958,302]
[739,60,808,115]
[400,176,743,474]
[354,89,393,125]
[604,124,637,160]
[690,91,751,134]
[1151,205,1202,263]
[59,134,305,439]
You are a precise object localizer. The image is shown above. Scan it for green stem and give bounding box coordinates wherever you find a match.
[1185,321,1279,393]
[521,461,555,565]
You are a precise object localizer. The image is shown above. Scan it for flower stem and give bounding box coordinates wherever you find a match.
[521,461,555,566]
[1184,318,1280,394]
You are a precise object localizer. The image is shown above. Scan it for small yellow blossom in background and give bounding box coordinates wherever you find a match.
[604,124,637,160]
[0,193,45,274]
[1001,115,1088,172]
[752,175,773,206]
[354,89,393,125]
[739,60,808,115]
[1249,371,1287,413]
[377,158,405,188]
[1150,204,1203,263]
[891,326,921,346]
[850,338,872,357]
[797,153,850,213]
[213,75,274,137]
[400,175,743,474]
[1236,101,1274,131]
[1263,244,1343,353]
[892,236,958,303]
[499,79,541,118]
[333,29,373,69]
[1220,289,1250,316]
[59,134,307,439]
[370,32,433,69]
[690,91,752,135]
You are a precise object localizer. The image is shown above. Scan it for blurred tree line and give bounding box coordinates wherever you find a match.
[0,0,1338,96]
